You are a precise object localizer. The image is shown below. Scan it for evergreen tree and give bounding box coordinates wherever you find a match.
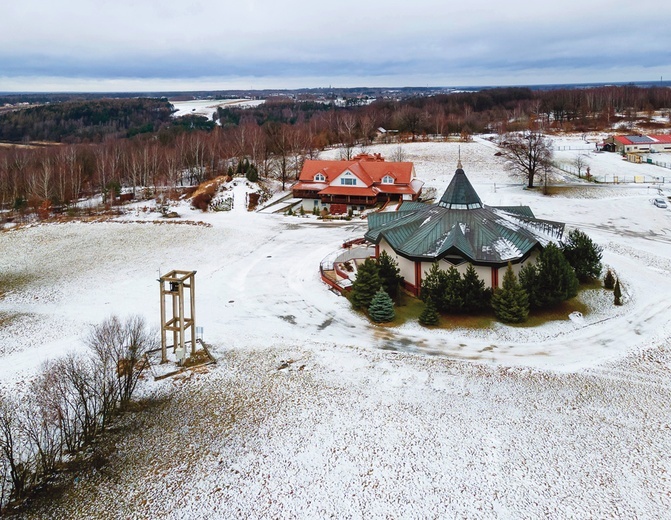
[561,229,603,282]
[603,269,615,289]
[614,278,622,305]
[491,264,529,323]
[522,243,579,308]
[519,263,541,309]
[461,264,489,312]
[246,164,259,182]
[350,258,382,310]
[444,266,464,313]
[368,288,395,323]
[420,263,448,312]
[378,251,404,302]
[418,298,439,326]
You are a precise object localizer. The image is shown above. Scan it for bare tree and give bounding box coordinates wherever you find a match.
[86,315,155,407]
[0,394,32,501]
[572,154,587,178]
[499,132,553,188]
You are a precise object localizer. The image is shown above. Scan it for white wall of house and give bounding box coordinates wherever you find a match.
[380,240,540,290]
[380,240,416,285]
[495,250,539,284]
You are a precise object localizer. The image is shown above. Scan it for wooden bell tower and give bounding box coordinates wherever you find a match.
[158,270,197,364]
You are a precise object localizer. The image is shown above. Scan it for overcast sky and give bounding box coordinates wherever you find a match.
[1,0,668,92]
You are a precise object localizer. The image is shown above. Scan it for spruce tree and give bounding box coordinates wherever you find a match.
[519,263,540,309]
[461,264,488,312]
[603,269,615,290]
[491,264,529,323]
[614,278,622,305]
[350,258,382,310]
[530,243,579,308]
[378,251,404,302]
[420,263,448,312]
[368,288,395,323]
[418,298,440,326]
[561,229,603,282]
[444,266,464,313]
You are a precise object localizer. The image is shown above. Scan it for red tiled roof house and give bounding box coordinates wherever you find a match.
[292,153,424,214]
[608,134,671,154]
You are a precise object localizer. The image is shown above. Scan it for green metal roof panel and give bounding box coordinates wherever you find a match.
[365,167,565,265]
[492,205,536,218]
[438,169,482,209]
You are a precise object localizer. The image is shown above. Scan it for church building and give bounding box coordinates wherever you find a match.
[364,163,565,295]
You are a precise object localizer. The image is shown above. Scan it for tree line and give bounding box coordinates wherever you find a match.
[0,315,155,513]
[1,85,669,215]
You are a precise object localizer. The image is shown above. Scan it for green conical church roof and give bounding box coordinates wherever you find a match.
[364,165,566,265]
[437,162,482,209]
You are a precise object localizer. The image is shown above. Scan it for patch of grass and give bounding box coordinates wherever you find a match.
[0,312,20,330]
[513,298,589,328]
[439,313,496,330]
[0,272,33,298]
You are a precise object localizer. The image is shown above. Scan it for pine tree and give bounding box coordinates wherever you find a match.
[603,269,615,289]
[519,263,540,309]
[444,266,464,313]
[461,264,488,312]
[561,229,603,283]
[350,258,382,310]
[420,263,448,312]
[246,164,259,182]
[614,278,622,305]
[524,243,579,308]
[368,288,395,323]
[491,264,529,323]
[418,298,439,326]
[378,251,404,302]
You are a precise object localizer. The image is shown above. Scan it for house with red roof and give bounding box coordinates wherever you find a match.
[292,153,424,214]
[607,135,671,154]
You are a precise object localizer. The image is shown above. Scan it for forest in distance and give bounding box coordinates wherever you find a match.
[1,85,670,214]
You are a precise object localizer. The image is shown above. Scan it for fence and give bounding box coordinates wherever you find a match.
[554,162,669,184]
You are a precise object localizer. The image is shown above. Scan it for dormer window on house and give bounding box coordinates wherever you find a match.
[382,175,394,184]
[314,173,325,182]
[341,171,356,185]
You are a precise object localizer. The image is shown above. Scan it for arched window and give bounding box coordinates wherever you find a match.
[314,173,325,182]
[382,175,394,184]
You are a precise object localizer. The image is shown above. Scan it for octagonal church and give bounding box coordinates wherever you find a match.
[364,162,566,295]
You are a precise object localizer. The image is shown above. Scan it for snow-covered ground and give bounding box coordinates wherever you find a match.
[170,99,266,120]
[2,140,671,518]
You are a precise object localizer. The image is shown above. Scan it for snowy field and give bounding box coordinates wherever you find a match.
[2,140,671,518]
[170,99,266,120]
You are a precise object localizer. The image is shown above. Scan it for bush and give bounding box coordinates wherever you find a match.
[614,278,623,305]
[603,269,615,289]
[245,165,259,182]
[191,192,213,211]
